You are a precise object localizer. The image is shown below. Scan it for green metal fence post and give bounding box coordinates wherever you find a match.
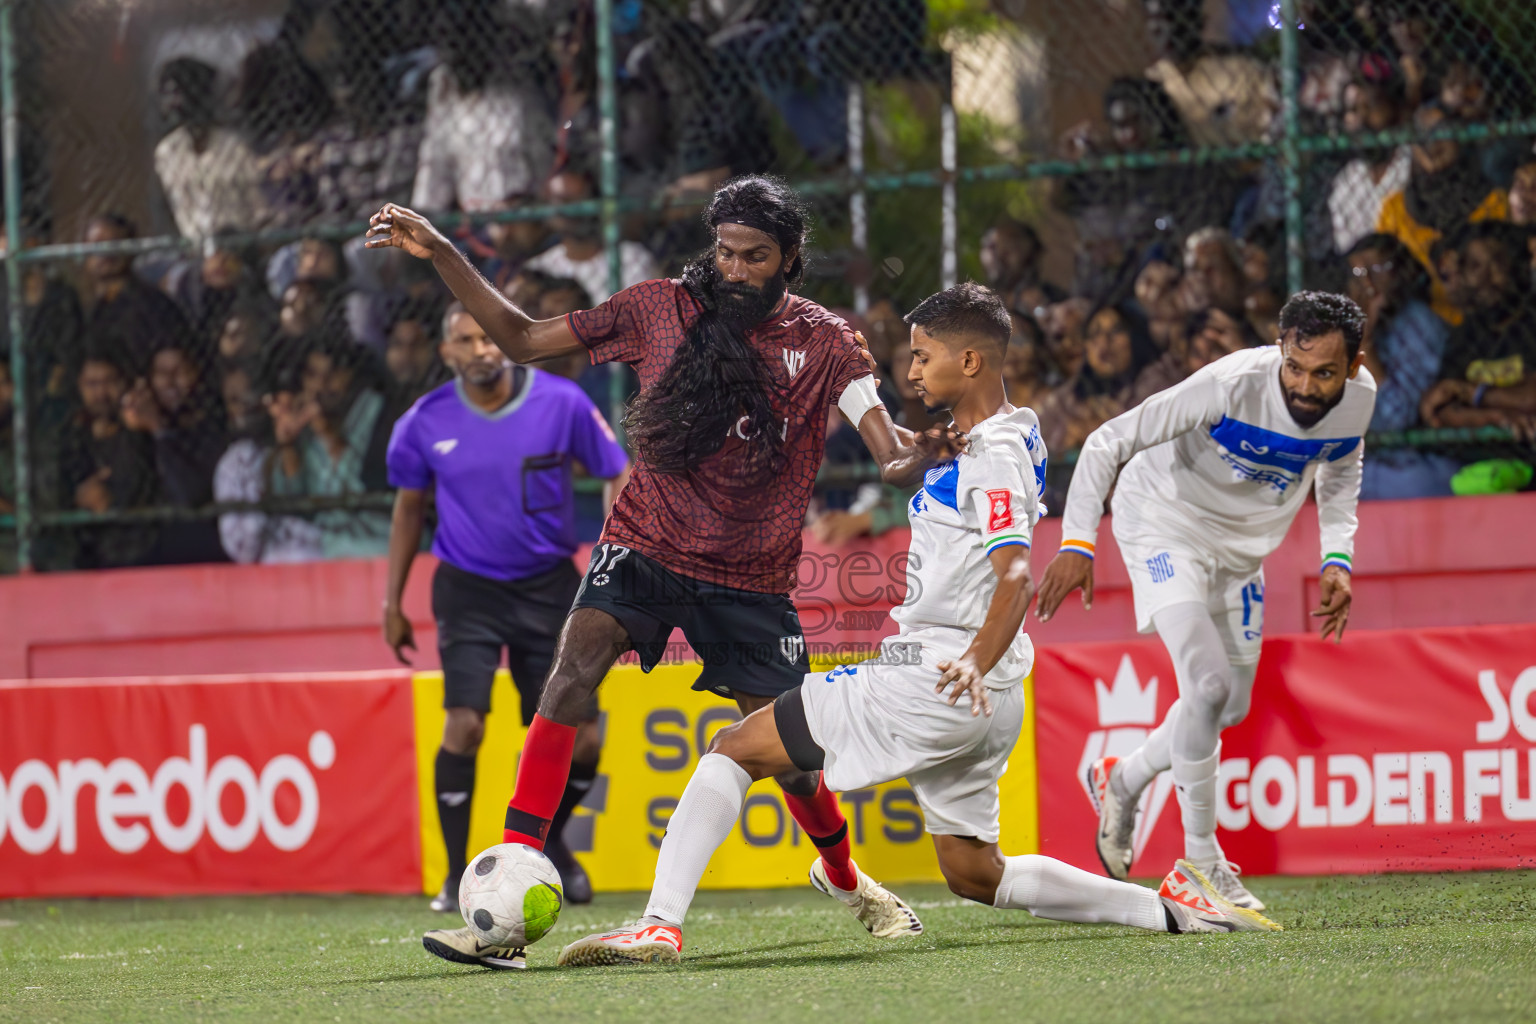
[1279,0,1304,296]
[594,0,625,438]
[1,0,30,571]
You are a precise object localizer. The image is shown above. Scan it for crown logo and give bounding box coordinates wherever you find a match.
[1094,655,1158,726]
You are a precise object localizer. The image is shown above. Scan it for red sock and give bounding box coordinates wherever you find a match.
[781,775,859,891]
[503,715,576,849]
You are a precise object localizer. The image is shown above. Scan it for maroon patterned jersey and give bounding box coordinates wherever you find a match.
[568,278,868,593]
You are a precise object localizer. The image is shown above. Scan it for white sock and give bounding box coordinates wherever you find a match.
[993,854,1167,931]
[1171,747,1222,868]
[643,753,752,926]
[1116,700,1179,798]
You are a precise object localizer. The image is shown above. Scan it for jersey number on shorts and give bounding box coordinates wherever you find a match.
[590,544,631,587]
[1241,580,1265,627]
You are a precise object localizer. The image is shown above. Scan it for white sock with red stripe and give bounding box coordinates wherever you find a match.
[993,854,1167,931]
[644,752,752,927]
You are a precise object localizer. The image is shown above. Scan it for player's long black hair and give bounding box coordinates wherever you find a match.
[624,176,808,479]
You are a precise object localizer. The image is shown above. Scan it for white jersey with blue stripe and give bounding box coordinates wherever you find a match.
[1060,345,1376,573]
[890,405,1048,688]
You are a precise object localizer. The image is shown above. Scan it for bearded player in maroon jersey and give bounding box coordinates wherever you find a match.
[368,177,954,969]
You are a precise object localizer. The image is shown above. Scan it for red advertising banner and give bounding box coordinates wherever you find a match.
[0,672,420,897]
[1035,624,1536,875]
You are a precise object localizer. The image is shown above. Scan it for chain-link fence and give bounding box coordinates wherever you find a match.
[1,0,1532,571]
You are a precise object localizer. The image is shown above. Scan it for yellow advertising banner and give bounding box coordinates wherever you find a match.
[414,663,1038,895]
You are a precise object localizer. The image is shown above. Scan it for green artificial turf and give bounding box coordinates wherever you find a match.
[2,872,1534,1023]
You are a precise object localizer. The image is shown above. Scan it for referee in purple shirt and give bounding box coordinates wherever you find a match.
[384,302,629,911]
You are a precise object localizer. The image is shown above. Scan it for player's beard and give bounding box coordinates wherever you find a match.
[459,357,509,388]
[623,256,789,480]
[1281,385,1342,428]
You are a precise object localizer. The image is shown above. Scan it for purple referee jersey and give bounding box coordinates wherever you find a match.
[386,369,629,581]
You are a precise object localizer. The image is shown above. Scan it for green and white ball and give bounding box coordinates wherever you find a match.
[459,843,564,946]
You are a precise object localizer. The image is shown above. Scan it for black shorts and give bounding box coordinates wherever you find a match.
[432,559,596,724]
[572,542,811,699]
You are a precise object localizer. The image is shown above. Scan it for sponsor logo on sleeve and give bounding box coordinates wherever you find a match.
[986,489,1013,532]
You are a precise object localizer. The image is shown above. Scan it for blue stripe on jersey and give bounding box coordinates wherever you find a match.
[921,460,960,511]
[1208,416,1361,469]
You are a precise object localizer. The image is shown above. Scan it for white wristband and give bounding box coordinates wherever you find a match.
[836,374,884,427]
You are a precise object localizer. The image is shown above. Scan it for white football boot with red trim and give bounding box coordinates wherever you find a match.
[810,860,923,939]
[1158,860,1282,933]
[557,921,683,967]
[1085,756,1138,880]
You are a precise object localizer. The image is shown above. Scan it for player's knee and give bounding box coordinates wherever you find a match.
[772,769,818,798]
[1181,665,1232,718]
[442,708,485,755]
[538,665,598,722]
[1218,689,1253,729]
[940,864,997,905]
[571,717,603,766]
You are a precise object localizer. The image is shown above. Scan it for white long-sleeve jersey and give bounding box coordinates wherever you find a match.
[1060,346,1376,573]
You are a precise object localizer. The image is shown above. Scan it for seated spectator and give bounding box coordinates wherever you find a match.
[1136,227,1254,351]
[309,47,423,225]
[1377,104,1508,324]
[217,296,278,369]
[1180,228,1249,322]
[164,242,269,353]
[278,280,331,341]
[411,3,554,213]
[385,297,450,405]
[1035,303,1163,456]
[58,350,159,568]
[266,333,392,558]
[1421,223,1536,436]
[1177,306,1262,379]
[120,340,229,563]
[215,347,323,564]
[1328,74,1412,254]
[471,201,552,291]
[1003,312,1051,411]
[1057,76,1237,300]
[1038,296,1091,384]
[862,297,909,380]
[1343,233,1457,499]
[1348,233,1449,431]
[154,58,262,238]
[234,43,334,229]
[1140,0,1276,148]
[80,214,194,375]
[523,170,660,304]
[979,220,1066,319]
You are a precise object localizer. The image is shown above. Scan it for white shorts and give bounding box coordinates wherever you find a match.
[797,648,1025,844]
[1116,533,1266,666]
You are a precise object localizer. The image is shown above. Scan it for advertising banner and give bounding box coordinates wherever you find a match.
[1034,624,1536,875]
[413,663,1041,894]
[0,672,419,897]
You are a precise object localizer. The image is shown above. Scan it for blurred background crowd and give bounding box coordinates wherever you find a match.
[2,0,1534,572]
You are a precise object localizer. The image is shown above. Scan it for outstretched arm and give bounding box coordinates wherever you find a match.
[850,398,965,488]
[365,204,584,364]
[935,546,1035,717]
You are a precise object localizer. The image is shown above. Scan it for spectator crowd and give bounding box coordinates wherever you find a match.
[3,0,1535,570]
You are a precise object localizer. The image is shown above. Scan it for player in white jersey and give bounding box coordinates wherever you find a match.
[556,283,1279,967]
[1036,291,1376,911]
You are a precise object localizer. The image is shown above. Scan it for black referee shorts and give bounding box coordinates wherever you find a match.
[431,559,597,724]
[571,542,811,699]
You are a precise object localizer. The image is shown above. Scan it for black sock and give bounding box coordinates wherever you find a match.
[1163,902,1182,934]
[435,747,477,879]
[548,759,598,848]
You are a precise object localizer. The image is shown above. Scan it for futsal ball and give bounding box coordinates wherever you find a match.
[459,843,564,946]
